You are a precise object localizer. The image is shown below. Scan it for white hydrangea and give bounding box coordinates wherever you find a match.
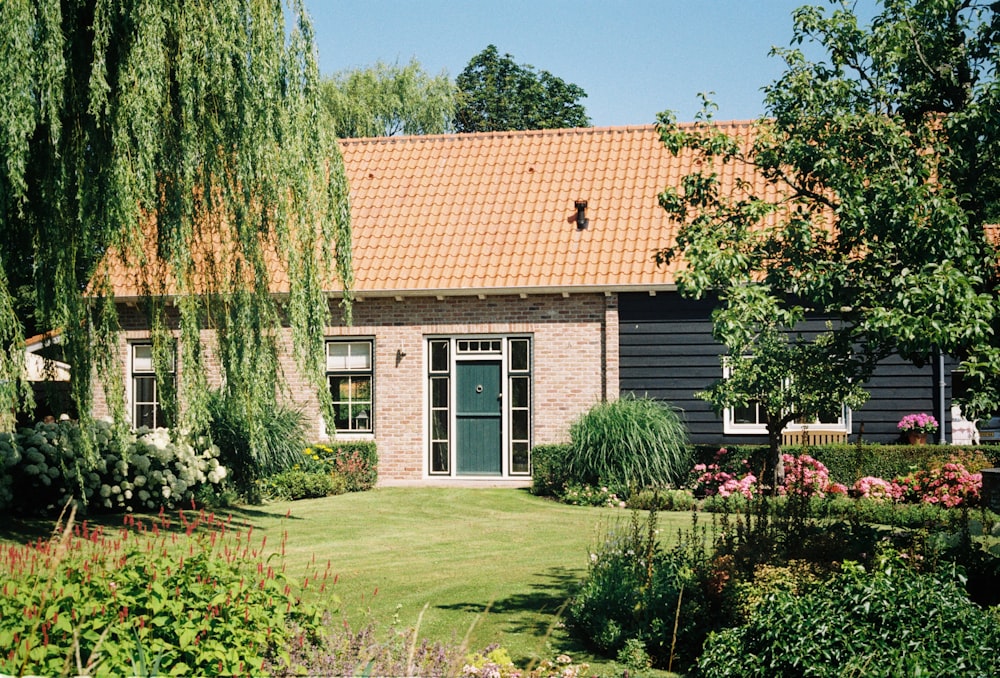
[207,463,227,484]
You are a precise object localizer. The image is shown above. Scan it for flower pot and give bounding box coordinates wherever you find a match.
[907,432,928,445]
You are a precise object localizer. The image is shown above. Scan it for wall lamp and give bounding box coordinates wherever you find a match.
[574,200,589,230]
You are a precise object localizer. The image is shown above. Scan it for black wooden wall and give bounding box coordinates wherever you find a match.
[618,293,952,445]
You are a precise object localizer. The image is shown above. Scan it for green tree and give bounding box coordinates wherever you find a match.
[656,0,1000,486]
[454,44,590,132]
[320,58,455,138]
[0,0,352,440]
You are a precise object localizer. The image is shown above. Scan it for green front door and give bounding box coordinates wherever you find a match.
[456,360,502,475]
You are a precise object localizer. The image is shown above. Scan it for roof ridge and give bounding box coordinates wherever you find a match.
[336,120,762,147]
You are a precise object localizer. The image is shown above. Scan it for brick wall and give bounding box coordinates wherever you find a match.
[96,292,620,481]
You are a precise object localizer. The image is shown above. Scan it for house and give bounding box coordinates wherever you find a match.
[93,124,963,483]
[21,330,74,426]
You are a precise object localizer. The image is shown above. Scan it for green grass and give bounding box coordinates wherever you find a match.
[228,488,694,671]
[1,488,693,674]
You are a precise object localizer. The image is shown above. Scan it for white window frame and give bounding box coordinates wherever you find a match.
[326,339,374,436]
[721,362,851,435]
[129,343,174,429]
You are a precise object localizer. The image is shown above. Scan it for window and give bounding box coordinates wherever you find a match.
[722,362,850,434]
[508,338,532,475]
[327,340,373,433]
[130,343,173,429]
[428,339,450,474]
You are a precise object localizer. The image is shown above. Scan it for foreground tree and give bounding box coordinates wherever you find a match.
[454,44,590,132]
[0,0,352,438]
[320,58,455,138]
[657,0,1000,487]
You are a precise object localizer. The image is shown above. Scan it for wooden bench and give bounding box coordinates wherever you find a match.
[781,429,848,446]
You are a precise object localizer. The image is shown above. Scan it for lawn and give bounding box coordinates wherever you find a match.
[217,488,693,671]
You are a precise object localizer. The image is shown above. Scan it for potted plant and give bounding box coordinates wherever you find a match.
[897,413,938,445]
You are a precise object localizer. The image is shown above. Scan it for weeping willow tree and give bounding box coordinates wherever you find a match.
[0,0,352,443]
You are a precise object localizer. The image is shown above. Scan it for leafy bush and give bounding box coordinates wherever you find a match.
[0,509,322,676]
[0,420,227,515]
[567,396,690,494]
[567,510,712,673]
[691,448,758,499]
[894,462,982,507]
[207,391,305,500]
[262,469,347,501]
[303,443,378,492]
[696,549,1000,677]
[530,443,573,497]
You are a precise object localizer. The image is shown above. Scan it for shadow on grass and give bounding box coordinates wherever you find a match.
[0,501,301,545]
[435,566,592,665]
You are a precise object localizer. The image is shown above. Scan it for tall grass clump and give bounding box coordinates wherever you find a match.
[207,391,306,501]
[567,396,690,493]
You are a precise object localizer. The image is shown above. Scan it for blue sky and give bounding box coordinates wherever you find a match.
[303,0,845,127]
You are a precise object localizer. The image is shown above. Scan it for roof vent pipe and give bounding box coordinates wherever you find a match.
[574,200,589,230]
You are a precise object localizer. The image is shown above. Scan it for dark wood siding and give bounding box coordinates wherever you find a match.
[618,293,952,445]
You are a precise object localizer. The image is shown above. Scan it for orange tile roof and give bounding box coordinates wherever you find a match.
[341,122,774,296]
[103,122,776,298]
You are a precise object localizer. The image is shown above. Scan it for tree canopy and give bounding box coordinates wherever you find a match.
[0,0,352,438]
[657,0,1000,482]
[320,58,455,138]
[454,44,590,132]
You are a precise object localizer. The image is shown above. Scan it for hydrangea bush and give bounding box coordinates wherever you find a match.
[0,420,227,515]
[691,449,758,499]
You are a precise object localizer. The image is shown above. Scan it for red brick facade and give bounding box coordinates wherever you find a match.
[96,293,621,482]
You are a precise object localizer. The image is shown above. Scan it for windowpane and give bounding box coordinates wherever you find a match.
[509,339,529,372]
[327,341,371,370]
[733,402,760,425]
[134,376,156,404]
[430,341,449,373]
[511,442,530,474]
[431,377,449,408]
[135,403,156,429]
[132,345,154,372]
[432,410,449,440]
[333,403,351,431]
[432,441,449,473]
[511,377,529,408]
[512,410,529,440]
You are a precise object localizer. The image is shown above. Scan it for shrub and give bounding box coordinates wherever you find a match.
[779,453,832,498]
[0,420,227,515]
[0,508,322,676]
[691,448,758,499]
[262,469,347,501]
[303,443,378,492]
[559,482,625,508]
[567,396,690,494]
[894,462,982,508]
[696,549,1000,677]
[207,391,305,500]
[567,510,711,673]
[530,443,573,497]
